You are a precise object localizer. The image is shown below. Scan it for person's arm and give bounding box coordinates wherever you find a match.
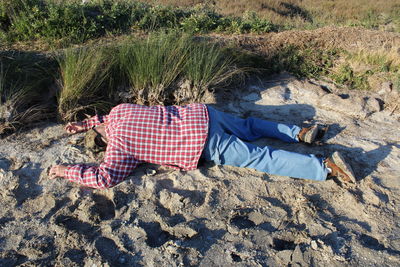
[51,138,139,189]
[80,114,110,131]
[65,114,110,134]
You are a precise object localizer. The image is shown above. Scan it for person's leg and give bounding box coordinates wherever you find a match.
[202,132,328,181]
[206,106,301,143]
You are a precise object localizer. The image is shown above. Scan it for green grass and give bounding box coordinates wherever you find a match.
[0,0,278,47]
[0,51,54,134]
[184,42,244,102]
[324,48,400,90]
[264,46,339,79]
[0,32,250,134]
[56,32,245,120]
[118,32,246,104]
[329,63,371,90]
[118,32,189,104]
[57,47,112,121]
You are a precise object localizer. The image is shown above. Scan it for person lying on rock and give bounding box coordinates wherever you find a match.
[49,103,356,189]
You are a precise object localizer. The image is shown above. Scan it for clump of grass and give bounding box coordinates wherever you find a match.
[329,63,371,90]
[328,49,400,90]
[118,32,189,104]
[265,45,339,78]
[0,2,9,29]
[57,47,112,121]
[118,32,247,104]
[0,51,54,134]
[183,42,245,102]
[326,48,400,90]
[179,9,277,34]
[349,48,400,72]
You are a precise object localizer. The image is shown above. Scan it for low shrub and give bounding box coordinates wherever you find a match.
[137,5,187,31]
[180,9,277,34]
[329,63,371,90]
[0,0,278,46]
[265,45,339,78]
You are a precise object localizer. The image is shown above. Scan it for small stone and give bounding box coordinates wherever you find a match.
[310,240,318,250]
[379,82,393,95]
[227,225,240,235]
[318,93,367,118]
[10,156,28,170]
[69,136,84,145]
[248,211,267,225]
[365,97,383,113]
[170,225,198,238]
[174,240,182,246]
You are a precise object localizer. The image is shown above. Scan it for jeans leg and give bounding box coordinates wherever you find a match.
[206,106,301,143]
[204,132,328,181]
[202,106,328,181]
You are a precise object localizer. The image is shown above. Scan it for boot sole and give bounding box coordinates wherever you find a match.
[304,125,319,144]
[331,151,356,184]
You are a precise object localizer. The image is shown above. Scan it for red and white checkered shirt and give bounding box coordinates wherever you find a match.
[65,103,209,188]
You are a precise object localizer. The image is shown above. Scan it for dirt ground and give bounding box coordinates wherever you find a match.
[0,71,399,266]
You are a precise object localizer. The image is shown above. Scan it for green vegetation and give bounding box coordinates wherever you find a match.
[184,42,244,102]
[118,33,189,105]
[153,0,400,32]
[265,46,339,78]
[0,0,398,48]
[328,49,400,90]
[57,47,113,121]
[0,0,277,47]
[0,51,54,134]
[329,63,371,90]
[118,32,245,105]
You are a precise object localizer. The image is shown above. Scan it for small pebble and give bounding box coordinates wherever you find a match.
[311,240,318,250]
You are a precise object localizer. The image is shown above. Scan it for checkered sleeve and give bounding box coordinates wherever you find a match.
[81,114,110,131]
[64,137,139,188]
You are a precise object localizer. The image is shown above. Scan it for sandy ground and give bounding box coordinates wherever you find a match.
[0,74,399,266]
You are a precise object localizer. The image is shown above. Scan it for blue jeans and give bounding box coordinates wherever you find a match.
[202,106,328,181]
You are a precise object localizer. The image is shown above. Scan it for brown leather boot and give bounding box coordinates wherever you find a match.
[298,125,319,144]
[324,151,356,184]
